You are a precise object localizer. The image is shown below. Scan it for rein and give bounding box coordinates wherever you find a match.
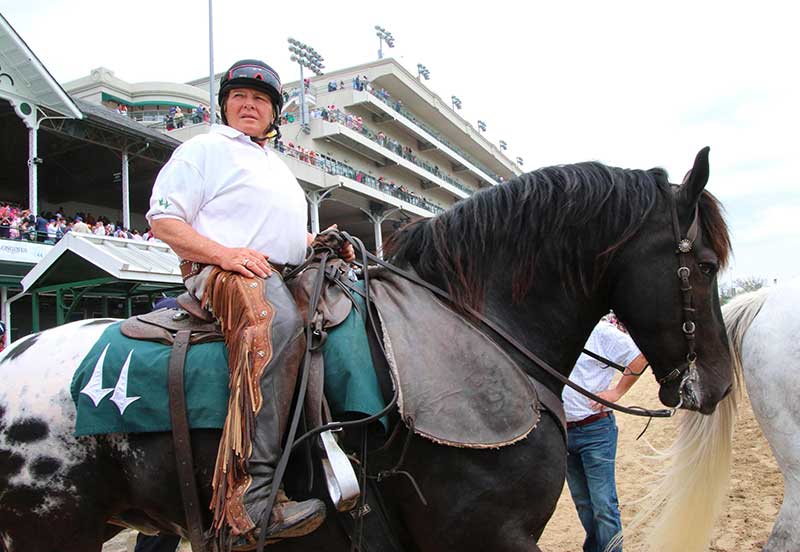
[341,238,677,419]
[283,192,701,458]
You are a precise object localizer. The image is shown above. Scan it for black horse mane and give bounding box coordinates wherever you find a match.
[384,161,729,312]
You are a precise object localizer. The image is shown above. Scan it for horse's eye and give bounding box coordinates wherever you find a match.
[698,262,717,276]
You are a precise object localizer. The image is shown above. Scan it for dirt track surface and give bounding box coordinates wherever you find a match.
[539,374,783,551]
[104,376,783,552]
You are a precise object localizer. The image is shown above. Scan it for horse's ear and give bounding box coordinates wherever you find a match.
[677,146,710,206]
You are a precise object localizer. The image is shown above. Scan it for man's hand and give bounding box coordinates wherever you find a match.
[311,224,356,263]
[217,247,272,278]
[588,388,623,411]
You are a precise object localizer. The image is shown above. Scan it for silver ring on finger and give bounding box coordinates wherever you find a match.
[242,258,250,267]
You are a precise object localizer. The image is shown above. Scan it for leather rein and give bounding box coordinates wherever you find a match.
[334,191,702,420]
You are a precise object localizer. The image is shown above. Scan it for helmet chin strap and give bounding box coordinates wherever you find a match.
[249,123,280,145]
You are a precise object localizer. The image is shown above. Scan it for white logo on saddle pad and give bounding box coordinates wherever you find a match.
[80,344,141,415]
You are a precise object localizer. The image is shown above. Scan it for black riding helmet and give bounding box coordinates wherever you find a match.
[218,59,284,141]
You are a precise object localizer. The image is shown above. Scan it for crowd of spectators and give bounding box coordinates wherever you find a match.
[110,102,212,130]
[292,78,504,184]
[281,104,473,196]
[0,202,155,245]
[270,140,445,215]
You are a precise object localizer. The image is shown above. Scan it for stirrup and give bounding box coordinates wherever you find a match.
[319,430,360,511]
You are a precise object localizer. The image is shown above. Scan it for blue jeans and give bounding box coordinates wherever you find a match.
[565,413,622,552]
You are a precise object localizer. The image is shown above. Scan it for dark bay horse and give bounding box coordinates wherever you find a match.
[0,148,732,552]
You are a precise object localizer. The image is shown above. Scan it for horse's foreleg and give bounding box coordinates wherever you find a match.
[384,415,565,552]
[763,477,800,552]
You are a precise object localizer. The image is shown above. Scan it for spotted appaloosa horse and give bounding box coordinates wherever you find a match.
[0,148,733,552]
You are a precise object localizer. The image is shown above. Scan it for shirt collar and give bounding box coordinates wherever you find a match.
[211,124,270,151]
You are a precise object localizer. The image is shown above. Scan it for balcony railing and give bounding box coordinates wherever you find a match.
[269,141,445,215]
[307,107,474,197]
[289,80,506,184]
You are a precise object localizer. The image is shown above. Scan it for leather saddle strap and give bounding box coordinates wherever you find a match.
[169,329,207,552]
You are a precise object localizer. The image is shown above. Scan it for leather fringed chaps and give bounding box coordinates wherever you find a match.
[203,268,275,535]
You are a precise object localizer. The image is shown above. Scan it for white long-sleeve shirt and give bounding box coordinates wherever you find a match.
[147,124,308,266]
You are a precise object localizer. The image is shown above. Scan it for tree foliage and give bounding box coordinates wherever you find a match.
[719,276,767,305]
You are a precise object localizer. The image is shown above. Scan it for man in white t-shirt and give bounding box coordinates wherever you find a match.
[147,59,352,548]
[562,320,647,552]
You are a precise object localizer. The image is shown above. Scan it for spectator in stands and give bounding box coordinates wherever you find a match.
[0,214,11,239]
[72,216,90,233]
[19,220,35,241]
[175,107,185,129]
[45,219,58,243]
[34,214,48,242]
[93,221,106,235]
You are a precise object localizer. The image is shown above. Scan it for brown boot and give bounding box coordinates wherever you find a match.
[231,490,326,550]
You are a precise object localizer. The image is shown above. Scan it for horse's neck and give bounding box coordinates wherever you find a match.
[485,281,606,392]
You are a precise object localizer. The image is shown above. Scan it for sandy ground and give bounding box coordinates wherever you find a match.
[538,375,784,552]
[104,375,783,552]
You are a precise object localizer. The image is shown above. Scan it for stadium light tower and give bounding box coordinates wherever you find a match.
[416,63,430,80]
[516,156,524,166]
[499,140,508,151]
[477,120,487,132]
[451,95,462,110]
[288,38,325,130]
[375,26,395,59]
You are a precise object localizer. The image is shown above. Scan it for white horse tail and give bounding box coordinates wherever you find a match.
[610,292,771,552]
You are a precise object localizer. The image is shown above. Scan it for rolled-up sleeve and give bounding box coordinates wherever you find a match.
[146,157,204,225]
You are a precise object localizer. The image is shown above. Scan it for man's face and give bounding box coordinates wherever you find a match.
[225,87,274,138]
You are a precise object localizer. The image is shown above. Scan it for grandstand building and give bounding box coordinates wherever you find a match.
[0,12,521,344]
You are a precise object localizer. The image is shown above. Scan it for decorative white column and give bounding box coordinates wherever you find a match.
[28,127,38,216]
[1,287,9,349]
[306,188,338,235]
[121,149,130,230]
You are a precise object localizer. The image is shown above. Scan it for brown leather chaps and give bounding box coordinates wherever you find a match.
[197,267,305,536]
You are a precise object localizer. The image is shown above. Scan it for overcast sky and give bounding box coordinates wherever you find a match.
[3,0,798,285]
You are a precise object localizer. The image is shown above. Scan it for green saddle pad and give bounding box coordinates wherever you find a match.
[71,296,386,436]
[71,322,230,436]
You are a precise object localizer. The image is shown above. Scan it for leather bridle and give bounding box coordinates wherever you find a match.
[656,192,701,389]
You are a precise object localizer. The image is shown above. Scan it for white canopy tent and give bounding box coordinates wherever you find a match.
[5,233,183,344]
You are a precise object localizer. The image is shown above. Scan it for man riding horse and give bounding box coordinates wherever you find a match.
[147,58,353,549]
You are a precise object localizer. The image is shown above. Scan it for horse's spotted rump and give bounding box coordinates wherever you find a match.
[5,418,48,444]
[30,456,62,478]
[0,333,39,365]
[2,485,46,511]
[0,449,25,480]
